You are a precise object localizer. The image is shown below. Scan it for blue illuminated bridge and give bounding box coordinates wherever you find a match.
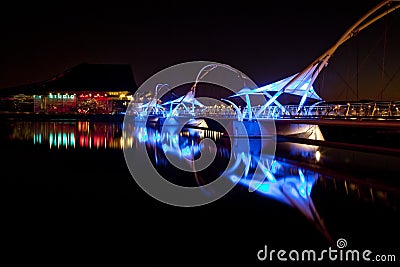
[126,0,400,149]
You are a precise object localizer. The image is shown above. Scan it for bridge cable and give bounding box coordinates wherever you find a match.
[331,21,391,101]
[375,9,399,100]
[380,10,389,100]
[356,32,359,101]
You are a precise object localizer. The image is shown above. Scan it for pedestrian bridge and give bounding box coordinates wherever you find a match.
[128,0,400,122]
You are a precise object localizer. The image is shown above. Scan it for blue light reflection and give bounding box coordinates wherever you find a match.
[131,125,331,242]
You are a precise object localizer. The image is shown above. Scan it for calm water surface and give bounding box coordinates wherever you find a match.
[2,119,400,264]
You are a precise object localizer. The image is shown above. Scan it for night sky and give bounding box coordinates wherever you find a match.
[1,0,399,101]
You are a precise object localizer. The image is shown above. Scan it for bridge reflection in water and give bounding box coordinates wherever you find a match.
[5,119,400,244]
[124,123,400,244]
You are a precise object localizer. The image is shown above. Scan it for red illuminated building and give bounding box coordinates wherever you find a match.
[0,63,138,114]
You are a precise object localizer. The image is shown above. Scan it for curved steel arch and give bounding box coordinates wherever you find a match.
[254,0,400,118]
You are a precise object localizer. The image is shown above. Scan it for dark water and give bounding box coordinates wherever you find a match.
[2,119,400,265]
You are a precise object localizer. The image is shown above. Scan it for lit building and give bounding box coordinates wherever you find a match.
[0,63,137,114]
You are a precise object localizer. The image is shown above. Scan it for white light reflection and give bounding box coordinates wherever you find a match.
[134,126,331,243]
[315,150,321,162]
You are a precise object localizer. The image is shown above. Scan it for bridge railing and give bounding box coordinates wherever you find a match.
[253,102,400,119]
[128,101,400,120]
